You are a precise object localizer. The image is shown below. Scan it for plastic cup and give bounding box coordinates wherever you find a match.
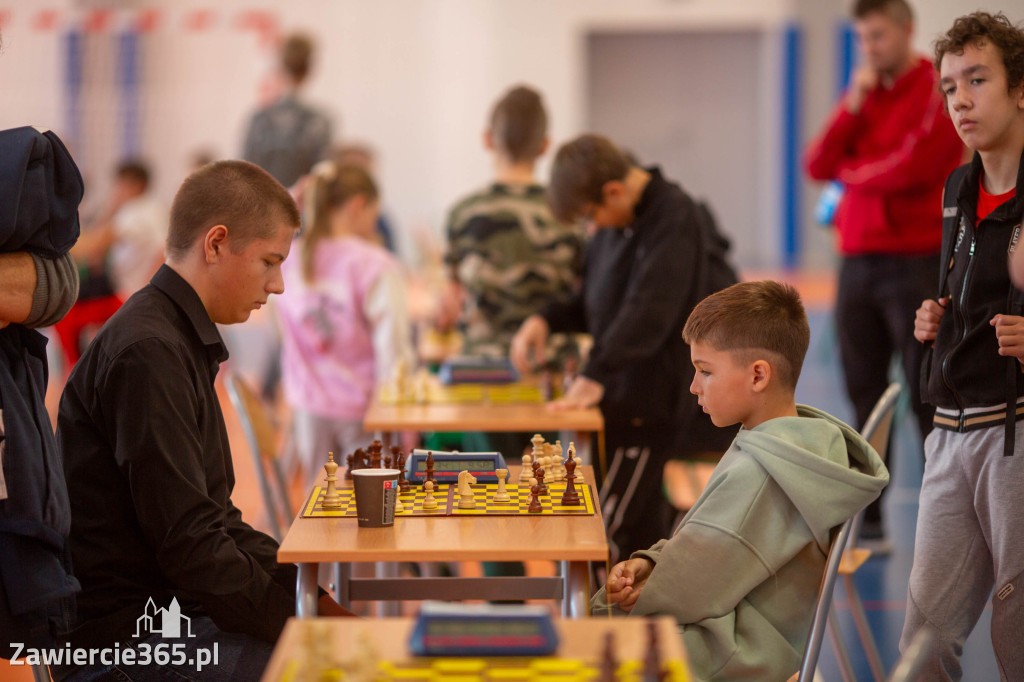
[351,469,400,527]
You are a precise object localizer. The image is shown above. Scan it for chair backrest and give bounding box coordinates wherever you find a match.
[224,372,293,540]
[850,382,901,542]
[861,382,901,460]
[796,515,856,682]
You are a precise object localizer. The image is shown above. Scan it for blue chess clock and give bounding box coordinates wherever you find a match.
[409,602,559,657]
[406,450,508,484]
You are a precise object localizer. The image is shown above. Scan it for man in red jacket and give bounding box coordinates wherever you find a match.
[804,0,963,549]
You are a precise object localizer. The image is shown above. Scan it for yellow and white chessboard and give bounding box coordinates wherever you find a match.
[302,481,596,518]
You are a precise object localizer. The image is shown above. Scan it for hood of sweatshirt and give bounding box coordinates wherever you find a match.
[733,404,889,549]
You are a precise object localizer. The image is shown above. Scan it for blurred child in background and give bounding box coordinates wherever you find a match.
[277,162,413,484]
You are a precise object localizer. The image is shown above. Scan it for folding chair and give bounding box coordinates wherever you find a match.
[794,383,902,682]
[829,382,902,682]
[32,664,51,682]
[796,515,857,682]
[224,372,295,541]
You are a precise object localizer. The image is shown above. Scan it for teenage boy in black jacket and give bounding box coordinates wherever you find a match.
[905,12,1024,680]
[511,134,738,563]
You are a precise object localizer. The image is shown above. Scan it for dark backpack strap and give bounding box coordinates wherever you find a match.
[937,165,971,299]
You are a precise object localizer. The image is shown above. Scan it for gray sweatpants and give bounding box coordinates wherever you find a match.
[901,424,1024,681]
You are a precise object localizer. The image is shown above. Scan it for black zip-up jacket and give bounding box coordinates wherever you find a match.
[923,151,1024,411]
[542,167,738,438]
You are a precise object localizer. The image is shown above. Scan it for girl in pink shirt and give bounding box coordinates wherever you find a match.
[277,162,413,483]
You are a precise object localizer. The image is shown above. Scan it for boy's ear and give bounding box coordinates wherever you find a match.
[750,359,772,393]
[203,225,229,264]
[483,129,496,152]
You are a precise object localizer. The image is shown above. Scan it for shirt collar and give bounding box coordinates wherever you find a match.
[150,264,229,363]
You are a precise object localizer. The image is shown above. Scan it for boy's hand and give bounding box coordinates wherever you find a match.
[548,375,603,411]
[606,557,654,612]
[510,315,549,373]
[435,279,464,332]
[991,314,1024,363]
[914,298,949,344]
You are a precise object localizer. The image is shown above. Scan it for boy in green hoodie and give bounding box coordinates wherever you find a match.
[592,280,889,681]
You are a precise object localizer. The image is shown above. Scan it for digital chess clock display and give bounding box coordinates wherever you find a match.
[406,451,507,483]
[410,602,558,657]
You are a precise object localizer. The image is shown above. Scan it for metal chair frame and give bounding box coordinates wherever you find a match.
[224,372,294,541]
[798,382,902,681]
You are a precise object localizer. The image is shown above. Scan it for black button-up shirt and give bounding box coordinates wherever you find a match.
[58,265,296,648]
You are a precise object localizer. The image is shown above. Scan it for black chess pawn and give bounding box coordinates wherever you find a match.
[532,461,548,495]
[354,448,367,470]
[344,453,354,480]
[599,631,618,682]
[642,621,667,682]
[528,481,543,513]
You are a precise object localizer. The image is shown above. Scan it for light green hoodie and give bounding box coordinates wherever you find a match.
[592,405,889,681]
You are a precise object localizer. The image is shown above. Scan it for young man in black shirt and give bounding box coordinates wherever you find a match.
[510,134,738,563]
[55,161,351,682]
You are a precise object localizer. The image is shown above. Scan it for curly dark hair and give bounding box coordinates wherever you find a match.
[934,11,1024,92]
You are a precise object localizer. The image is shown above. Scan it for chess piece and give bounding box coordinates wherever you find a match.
[542,451,555,484]
[520,447,533,484]
[413,367,431,404]
[393,447,410,493]
[353,447,368,470]
[568,442,584,483]
[642,620,667,682]
[384,453,392,469]
[531,461,548,495]
[493,468,511,502]
[322,452,342,509]
[422,480,438,510]
[391,357,410,403]
[425,451,436,489]
[561,456,581,506]
[369,440,383,468]
[345,452,355,480]
[553,440,565,481]
[456,470,478,508]
[528,479,543,513]
[395,490,405,514]
[599,631,618,682]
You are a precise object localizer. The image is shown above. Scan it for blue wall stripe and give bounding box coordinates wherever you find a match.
[837,20,856,97]
[782,23,803,268]
[63,29,83,162]
[118,31,140,157]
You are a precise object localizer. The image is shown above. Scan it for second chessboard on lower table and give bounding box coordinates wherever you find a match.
[301,481,597,518]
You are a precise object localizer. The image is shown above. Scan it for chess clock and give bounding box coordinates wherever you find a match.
[409,602,559,657]
[406,450,507,484]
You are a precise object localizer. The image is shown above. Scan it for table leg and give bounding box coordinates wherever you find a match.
[375,562,402,617]
[296,562,319,619]
[561,560,591,618]
[333,563,351,610]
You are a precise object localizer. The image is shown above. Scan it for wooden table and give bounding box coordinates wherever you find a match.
[364,401,606,474]
[262,616,690,682]
[278,466,608,620]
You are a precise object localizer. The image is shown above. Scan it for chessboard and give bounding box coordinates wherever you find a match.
[378,381,545,405]
[273,655,689,681]
[301,481,597,518]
